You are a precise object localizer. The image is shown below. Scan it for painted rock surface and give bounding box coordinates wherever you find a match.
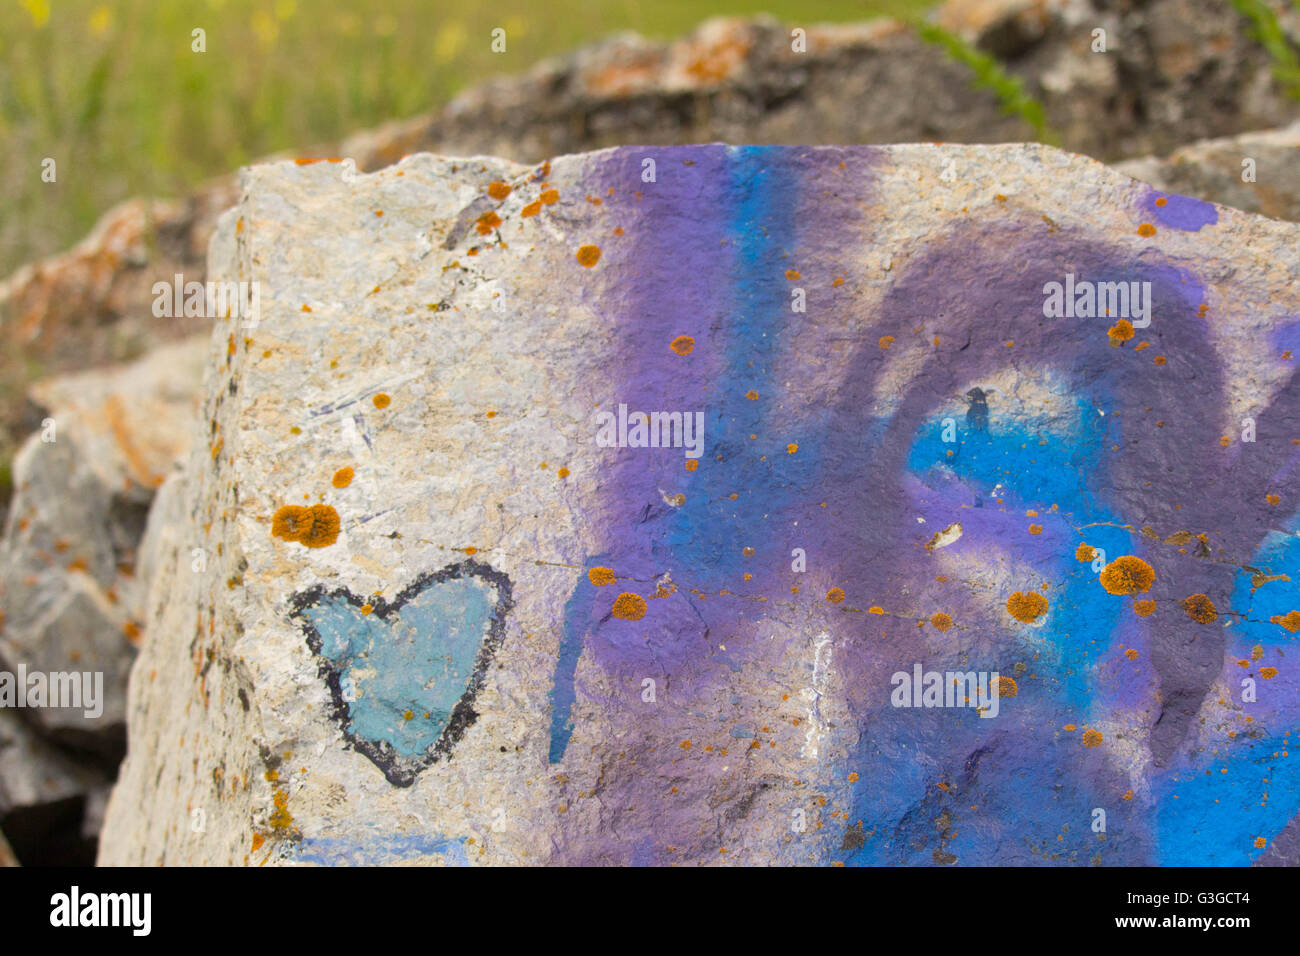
[100,145,1300,866]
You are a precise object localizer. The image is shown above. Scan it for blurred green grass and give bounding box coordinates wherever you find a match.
[0,0,933,277]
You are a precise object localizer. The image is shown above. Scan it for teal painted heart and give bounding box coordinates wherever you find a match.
[290,560,513,787]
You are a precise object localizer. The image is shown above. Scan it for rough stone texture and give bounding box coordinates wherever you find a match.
[1115,120,1300,224]
[101,144,1300,866]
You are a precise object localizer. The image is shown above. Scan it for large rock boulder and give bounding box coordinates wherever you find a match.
[101,144,1300,865]
[5,0,1297,414]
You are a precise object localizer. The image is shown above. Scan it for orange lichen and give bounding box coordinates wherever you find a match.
[331,466,354,488]
[360,604,374,615]
[1075,543,1096,562]
[521,200,542,217]
[1254,836,1267,849]
[1028,524,1042,535]
[612,592,647,620]
[1271,610,1300,632]
[475,211,502,235]
[299,505,340,548]
[995,676,1018,698]
[1181,593,1218,624]
[372,393,391,409]
[487,181,512,200]
[1007,591,1049,623]
[1099,555,1155,595]
[1081,728,1103,747]
[251,833,265,852]
[745,390,759,400]
[1137,223,1157,237]
[1154,355,1167,366]
[685,459,698,472]
[786,443,798,454]
[1125,648,1139,660]
[540,189,560,205]
[670,335,695,355]
[785,269,801,281]
[1134,599,1157,617]
[868,606,884,615]
[576,244,602,267]
[557,467,570,478]
[826,587,846,604]
[878,336,894,350]
[1266,493,1281,506]
[271,505,314,542]
[1108,319,1134,345]
[930,612,953,632]
[588,567,617,586]
[1260,667,1278,679]
[269,789,293,831]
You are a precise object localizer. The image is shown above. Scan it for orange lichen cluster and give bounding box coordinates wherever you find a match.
[487,181,512,200]
[1260,667,1278,679]
[1271,611,1300,633]
[878,336,894,350]
[576,244,602,267]
[587,566,616,587]
[269,789,293,831]
[521,200,542,217]
[1081,728,1103,748]
[1075,543,1095,562]
[1007,591,1049,623]
[1137,223,1157,237]
[826,587,845,604]
[1108,319,1134,346]
[611,592,647,620]
[271,504,340,548]
[670,335,695,355]
[930,612,954,632]
[1099,555,1155,595]
[331,466,354,488]
[1181,593,1218,623]
[993,676,1017,698]
[372,393,391,409]
[475,211,502,235]
[1134,599,1157,617]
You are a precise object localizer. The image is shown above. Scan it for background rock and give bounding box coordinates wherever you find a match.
[102,144,1300,865]
[1115,120,1300,224]
[0,339,203,861]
